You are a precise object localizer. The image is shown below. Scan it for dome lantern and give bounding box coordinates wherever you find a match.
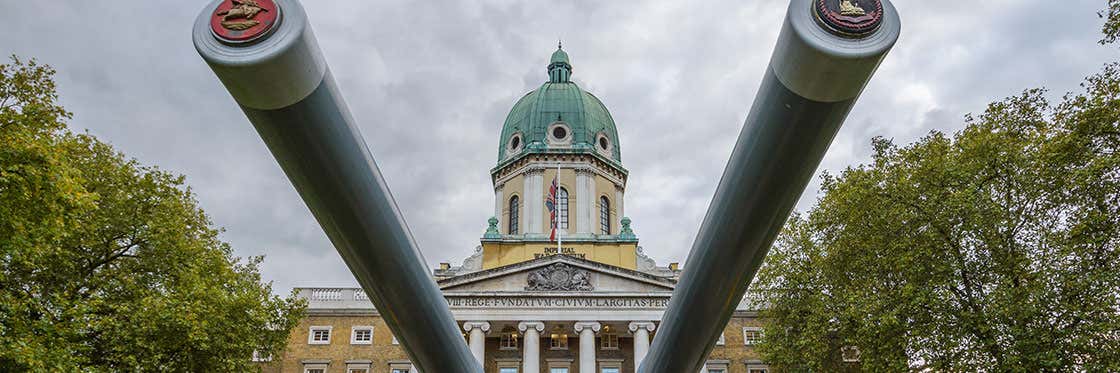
[548,42,572,83]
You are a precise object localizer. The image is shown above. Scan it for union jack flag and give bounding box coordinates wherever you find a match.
[546,176,558,241]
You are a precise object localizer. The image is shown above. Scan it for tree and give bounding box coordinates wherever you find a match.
[754,61,1120,371]
[0,56,306,371]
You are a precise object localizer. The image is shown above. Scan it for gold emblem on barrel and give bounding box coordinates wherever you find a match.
[839,0,866,16]
[216,0,269,31]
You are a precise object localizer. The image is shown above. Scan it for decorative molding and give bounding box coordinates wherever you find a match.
[518,321,545,333]
[526,263,593,291]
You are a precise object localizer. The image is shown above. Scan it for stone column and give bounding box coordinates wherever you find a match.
[524,168,544,234]
[615,184,624,233]
[574,322,601,373]
[463,321,490,366]
[494,185,504,231]
[518,321,544,373]
[575,168,593,234]
[629,322,656,373]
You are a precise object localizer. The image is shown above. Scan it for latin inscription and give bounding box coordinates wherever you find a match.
[446,296,669,309]
[534,247,587,259]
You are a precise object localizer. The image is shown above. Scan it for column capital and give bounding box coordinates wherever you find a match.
[573,321,601,333]
[463,321,491,333]
[628,321,656,333]
[518,321,545,333]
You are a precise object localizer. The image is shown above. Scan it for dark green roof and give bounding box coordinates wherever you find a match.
[496,47,622,166]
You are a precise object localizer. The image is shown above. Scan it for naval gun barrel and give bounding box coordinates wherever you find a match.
[641,0,900,372]
[192,1,481,371]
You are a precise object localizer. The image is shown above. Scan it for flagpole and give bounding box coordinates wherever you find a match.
[557,162,562,252]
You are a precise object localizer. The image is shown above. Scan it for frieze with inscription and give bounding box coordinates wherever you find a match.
[445,296,669,309]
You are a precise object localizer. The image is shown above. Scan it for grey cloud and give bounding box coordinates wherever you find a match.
[1,0,1114,292]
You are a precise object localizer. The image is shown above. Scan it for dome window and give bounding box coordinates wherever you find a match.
[595,132,613,156]
[547,122,572,146]
[552,126,567,140]
[509,134,522,151]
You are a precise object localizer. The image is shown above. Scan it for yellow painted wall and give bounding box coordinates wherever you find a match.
[500,174,524,234]
[594,174,620,234]
[481,241,638,270]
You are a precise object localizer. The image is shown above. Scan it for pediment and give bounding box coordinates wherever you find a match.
[438,255,675,293]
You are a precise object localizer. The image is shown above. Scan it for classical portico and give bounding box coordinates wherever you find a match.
[439,255,674,373]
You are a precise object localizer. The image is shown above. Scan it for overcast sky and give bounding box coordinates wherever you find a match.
[2,0,1116,293]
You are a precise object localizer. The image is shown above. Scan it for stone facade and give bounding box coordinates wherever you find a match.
[264,255,772,373]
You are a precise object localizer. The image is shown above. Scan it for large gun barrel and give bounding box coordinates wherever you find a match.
[192,1,481,371]
[641,0,900,372]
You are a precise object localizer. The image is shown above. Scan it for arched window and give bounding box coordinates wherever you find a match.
[600,196,611,235]
[558,187,569,229]
[508,196,520,234]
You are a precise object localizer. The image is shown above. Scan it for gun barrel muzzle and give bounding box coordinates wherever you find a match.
[193,1,482,371]
[641,0,900,372]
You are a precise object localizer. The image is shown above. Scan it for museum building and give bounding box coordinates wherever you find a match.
[263,47,772,373]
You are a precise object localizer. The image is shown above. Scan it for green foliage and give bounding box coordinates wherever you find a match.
[0,56,306,371]
[1103,0,1120,44]
[755,64,1120,371]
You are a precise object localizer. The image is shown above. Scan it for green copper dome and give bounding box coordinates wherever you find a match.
[497,46,623,166]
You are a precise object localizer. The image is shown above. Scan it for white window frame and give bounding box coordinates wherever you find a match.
[742,327,763,346]
[598,358,623,373]
[391,335,399,345]
[500,329,519,350]
[388,361,412,373]
[716,332,726,346]
[308,325,332,345]
[600,332,619,350]
[304,364,328,373]
[496,358,521,373]
[351,325,373,345]
[546,358,572,373]
[346,363,371,373]
[550,329,569,350]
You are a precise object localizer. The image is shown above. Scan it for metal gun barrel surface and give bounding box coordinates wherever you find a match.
[192,1,481,371]
[640,1,900,372]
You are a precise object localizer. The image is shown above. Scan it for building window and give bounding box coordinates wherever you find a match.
[842,346,862,362]
[557,187,569,229]
[347,363,371,373]
[251,350,271,362]
[598,358,623,373]
[599,196,610,234]
[389,362,413,373]
[304,364,328,373]
[351,326,373,345]
[550,368,569,373]
[747,368,769,373]
[600,332,619,350]
[500,368,519,373]
[500,327,519,350]
[743,327,762,345]
[509,196,520,234]
[716,332,725,345]
[308,326,332,345]
[391,335,399,345]
[550,326,569,350]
